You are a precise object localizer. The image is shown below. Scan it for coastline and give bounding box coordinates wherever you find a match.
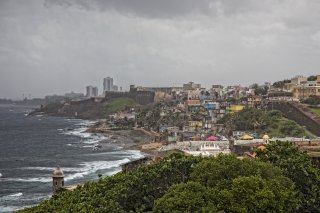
[86,121,159,157]
[0,105,152,213]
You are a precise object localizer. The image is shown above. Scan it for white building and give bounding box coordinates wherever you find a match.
[86,86,98,97]
[103,77,114,92]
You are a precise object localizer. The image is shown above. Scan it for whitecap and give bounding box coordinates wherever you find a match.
[16,158,131,183]
[0,193,23,202]
[9,192,23,197]
[0,173,2,178]
[0,206,28,213]
[63,158,131,182]
[12,177,52,183]
[126,150,145,159]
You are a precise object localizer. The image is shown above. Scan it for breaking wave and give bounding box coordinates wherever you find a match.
[6,158,131,183]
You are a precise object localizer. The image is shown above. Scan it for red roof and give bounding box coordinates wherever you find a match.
[257,145,266,150]
[185,100,201,105]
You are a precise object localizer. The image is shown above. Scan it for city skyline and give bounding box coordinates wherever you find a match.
[1,0,320,99]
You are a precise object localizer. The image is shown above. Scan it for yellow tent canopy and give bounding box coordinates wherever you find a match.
[240,134,254,140]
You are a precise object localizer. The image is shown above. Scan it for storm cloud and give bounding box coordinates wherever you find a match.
[1,0,320,99]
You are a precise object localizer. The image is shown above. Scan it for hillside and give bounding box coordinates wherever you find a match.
[219,108,313,138]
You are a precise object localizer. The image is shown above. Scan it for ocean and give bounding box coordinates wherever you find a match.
[0,104,144,212]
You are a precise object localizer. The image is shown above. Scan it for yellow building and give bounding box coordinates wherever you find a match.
[247,96,262,107]
[188,121,203,127]
[284,75,307,91]
[229,105,245,113]
[292,86,320,99]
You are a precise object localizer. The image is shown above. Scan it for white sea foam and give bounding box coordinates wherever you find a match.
[5,177,52,183]
[14,158,131,183]
[61,119,108,146]
[64,126,108,145]
[0,193,23,201]
[64,158,130,181]
[0,172,2,178]
[9,192,23,197]
[0,206,29,213]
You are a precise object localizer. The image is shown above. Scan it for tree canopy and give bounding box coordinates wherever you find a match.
[256,141,320,212]
[19,148,313,213]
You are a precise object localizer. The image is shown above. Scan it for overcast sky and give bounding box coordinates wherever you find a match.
[1,0,320,99]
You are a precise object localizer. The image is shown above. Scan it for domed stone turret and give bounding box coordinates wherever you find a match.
[262,134,270,144]
[53,166,64,177]
[52,166,64,194]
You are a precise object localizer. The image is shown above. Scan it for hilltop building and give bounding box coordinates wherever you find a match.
[183,82,201,90]
[283,75,320,99]
[105,85,155,105]
[65,92,84,100]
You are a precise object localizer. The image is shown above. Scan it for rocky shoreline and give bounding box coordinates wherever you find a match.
[86,120,160,156]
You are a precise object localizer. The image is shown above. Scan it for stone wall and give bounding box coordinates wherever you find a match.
[267,101,320,136]
[121,157,153,173]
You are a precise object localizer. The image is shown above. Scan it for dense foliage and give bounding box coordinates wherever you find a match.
[219,108,306,137]
[19,142,320,213]
[20,154,199,213]
[307,75,317,81]
[302,95,320,106]
[272,79,291,88]
[256,141,320,212]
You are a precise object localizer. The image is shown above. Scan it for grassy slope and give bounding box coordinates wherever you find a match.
[268,117,313,138]
[104,98,138,114]
[311,107,320,116]
[81,98,139,119]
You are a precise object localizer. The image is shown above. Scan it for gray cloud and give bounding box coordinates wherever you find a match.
[0,0,320,99]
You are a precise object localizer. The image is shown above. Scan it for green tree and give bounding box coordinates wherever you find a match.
[307,75,317,81]
[256,141,320,212]
[217,176,298,212]
[191,155,285,190]
[154,182,214,213]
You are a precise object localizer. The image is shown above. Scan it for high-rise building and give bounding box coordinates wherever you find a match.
[103,77,113,92]
[92,87,98,97]
[86,86,98,97]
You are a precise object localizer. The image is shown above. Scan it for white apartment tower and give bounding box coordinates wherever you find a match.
[86,86,98,97]
[103,77,114,92]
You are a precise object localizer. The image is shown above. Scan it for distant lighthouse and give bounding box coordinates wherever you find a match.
[52,166,64,194]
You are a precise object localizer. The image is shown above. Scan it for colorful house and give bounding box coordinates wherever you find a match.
[188,121,203,127]
[229,105,245,113]
[185,100,202,113]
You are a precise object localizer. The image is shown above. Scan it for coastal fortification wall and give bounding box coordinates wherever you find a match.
[267,101,320,136]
